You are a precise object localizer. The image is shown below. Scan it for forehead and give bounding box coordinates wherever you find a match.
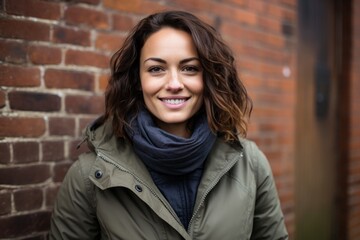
[141,27,198,58]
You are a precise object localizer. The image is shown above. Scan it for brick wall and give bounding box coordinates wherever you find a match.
[0,0,296,239]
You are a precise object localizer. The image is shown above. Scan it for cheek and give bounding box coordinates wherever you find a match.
[140,76,157,96]
[189,78,204,95]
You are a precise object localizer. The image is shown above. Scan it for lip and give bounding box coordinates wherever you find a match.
[158,96,190,109]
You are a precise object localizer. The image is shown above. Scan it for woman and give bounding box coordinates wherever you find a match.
[50,10,288,239]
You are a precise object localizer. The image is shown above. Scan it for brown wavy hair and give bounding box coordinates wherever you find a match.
[104,10,252,142]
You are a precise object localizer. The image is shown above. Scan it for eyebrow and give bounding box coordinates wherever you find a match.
[143,57,200,64]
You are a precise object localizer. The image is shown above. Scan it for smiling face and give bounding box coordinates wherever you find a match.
[140,27,204,138]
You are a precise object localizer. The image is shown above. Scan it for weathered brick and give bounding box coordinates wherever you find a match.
[5,0,61,20]
[65,95,104,114]
[44,69,95,91]
[9,91,61,112]
[0,18,50,41]
[68,0,100,4]
[0,117,45,137]
[13,142,39,163]
[65,5,109,30]
[95,32,124,52]
[0,211,51,238]
[0,91,5,108]
[48,117,75,136]
[42,140,65,162]
[28,45,62,65]
[0,39,28,64]
[0,192,11,215]
[249,1,266,12]
[0,143,11,164]
[65,49,109,69]
[45,185,60,208]
[112,13,136,31]
[0,164,51,185]
[0,65,40,87]
[221,0,248,7]
[53,162,72,182]
[52,25,91,46]
[103,0,165,14]
[79,116,96,136]
[167,0,209,12]
[258,16,281,33]
[221,20,284,48]
[14,188,43,211]
[69,139,90,160]
[98,73,110,92]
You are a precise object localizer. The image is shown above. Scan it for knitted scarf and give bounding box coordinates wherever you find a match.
[126,109,217,175]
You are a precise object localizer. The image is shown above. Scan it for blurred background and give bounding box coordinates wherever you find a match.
[0,0,358,239]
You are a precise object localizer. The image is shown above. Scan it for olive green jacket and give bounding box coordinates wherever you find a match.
[50,121,288,239]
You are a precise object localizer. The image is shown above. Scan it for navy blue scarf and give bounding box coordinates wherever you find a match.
[126,109,217,175]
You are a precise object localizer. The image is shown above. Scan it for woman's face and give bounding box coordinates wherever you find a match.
[139,27,204,137]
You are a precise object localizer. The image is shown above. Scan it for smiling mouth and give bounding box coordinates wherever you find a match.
[160,98,189,105]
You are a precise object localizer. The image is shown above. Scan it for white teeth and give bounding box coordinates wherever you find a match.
[163,99,186,105]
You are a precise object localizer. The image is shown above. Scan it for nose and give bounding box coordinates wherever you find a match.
[166,70,184,91]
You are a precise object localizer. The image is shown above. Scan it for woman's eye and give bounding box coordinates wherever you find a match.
[182,66,199,73]
[148,66,163,73]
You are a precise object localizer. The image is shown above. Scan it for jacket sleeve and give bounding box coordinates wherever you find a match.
[49,153,100,240]
[250,143,289,240]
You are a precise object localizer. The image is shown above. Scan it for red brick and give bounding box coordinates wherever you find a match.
[49,117,75,136]
[70,139,90,160]
[103,0,165,14]
[0,143,11,164]
[65,5,109,30]
[14,188,43,211]
[221,21,285,48]
[68,0,100,4]
[0,18,50,41]
[44,69,95,91]
[28,45,62,65]
[53,162,72,182]
[79,117,96,136]
[52,25,91,46]
[0,39,27,64]
[266,4,296,22]
[210,2,257,26]
[9,91,61,112]
[0,211,51,238]
[45,185,60,208]
[65,49,109,69]
[221,0,248,7]
[258,16,282,33]
[0,117,45,137]
[249,1,266,13]
[0,164,51,185]
[5,0,61,20]
[95,32,124,52]
[162,0,208,12]
[42,140,65,162]
[0,65,40,87]
[112,13,136,31]
[0,91,5,108]
[0,192,11,215]
[98,73,110,92]
[65,95,104,114]
[13,142,39,163]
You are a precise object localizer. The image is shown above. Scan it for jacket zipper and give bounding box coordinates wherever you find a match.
[96,152,184,228]
[187,152,243,235]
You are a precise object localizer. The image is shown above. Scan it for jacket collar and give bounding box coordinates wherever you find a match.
[83,117,244,190]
